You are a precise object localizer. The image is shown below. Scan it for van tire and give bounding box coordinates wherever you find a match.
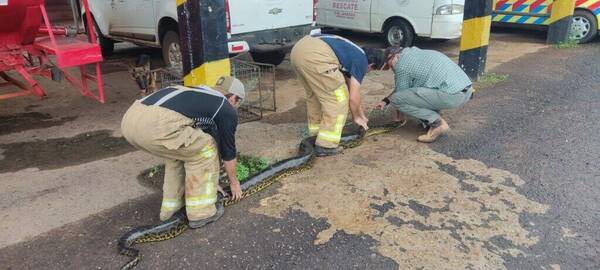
[384,19,414,47]
[251,50,287,66]
[570,10,597,43]
[161,31,183,69]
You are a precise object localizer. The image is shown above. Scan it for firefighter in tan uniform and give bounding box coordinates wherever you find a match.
[121,76,244,228]
[290,34,387,156]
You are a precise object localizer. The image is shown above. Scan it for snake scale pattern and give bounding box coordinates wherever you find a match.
[118,122,402,270]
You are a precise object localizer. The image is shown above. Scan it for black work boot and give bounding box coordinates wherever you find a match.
[188,202,224,229]
[314,145,343,157]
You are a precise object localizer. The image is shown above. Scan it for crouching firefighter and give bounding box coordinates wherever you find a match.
[290,34,387,156]
[121,76,245,228]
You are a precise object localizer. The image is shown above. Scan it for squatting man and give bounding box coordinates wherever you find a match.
[374,46,473,143]
[121,76,245,228]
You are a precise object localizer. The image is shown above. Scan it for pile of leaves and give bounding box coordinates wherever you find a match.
[236,154,270,182]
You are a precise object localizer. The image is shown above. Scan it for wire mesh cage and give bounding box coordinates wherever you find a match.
[158,56,276,124]
[231,58,277,112]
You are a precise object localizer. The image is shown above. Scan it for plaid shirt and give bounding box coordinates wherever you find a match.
[393,47,472,94]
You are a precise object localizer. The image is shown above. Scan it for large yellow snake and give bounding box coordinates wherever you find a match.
[117,121,402,270]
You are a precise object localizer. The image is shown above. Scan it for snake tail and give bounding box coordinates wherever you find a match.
[118,211,189,270]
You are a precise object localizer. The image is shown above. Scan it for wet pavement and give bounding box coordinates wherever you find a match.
[1,31,599,270]
[0,130,134,173]
[431,44,600,269]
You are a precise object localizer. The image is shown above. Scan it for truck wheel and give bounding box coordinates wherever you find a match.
[162,31,183,70]
[384,19,415,47]
[84,16,114,56]
[569,10,598,43]
[251,50,287,66]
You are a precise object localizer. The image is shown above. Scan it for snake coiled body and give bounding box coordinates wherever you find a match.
[118,122,401,270]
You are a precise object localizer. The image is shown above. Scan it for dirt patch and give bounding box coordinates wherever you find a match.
[252,135,549,269]
[137,165,165,190]
[100,61,130,75]
[0,112,77,136]
[261,100,306,124]
[0,130,135,173]
[276,67,296,81]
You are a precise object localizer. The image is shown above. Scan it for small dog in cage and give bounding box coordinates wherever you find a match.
[129,54,159,97]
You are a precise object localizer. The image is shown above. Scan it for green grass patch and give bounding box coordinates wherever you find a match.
[474,72,510,90]
[555,38,579,49]
[236,154,270,182]
[147,165,163,178]
[479,72,509,84]
[298,126,309,140]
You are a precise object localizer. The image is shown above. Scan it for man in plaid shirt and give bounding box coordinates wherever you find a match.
[375,47,473,143]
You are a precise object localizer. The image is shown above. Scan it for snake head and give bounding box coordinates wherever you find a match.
[358,126,367,137]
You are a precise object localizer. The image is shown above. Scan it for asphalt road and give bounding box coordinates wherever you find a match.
[432,43,600,269]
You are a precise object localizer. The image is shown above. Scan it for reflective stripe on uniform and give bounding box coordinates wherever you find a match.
[334,114,345,134]
[317,131,342,143]
[200,145,216,159]
[185,195,217,209]
[334,85,348,103]
[317,114,346,143]
[184,172,217,208]
[308,123,320,134]
[161,198,183,210]
[203,172,216,194]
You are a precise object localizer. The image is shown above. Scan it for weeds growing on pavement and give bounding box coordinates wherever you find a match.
[148,165,162,178]
[236,154,270,181]
[298,126,309,139]
[474,72,510,89]
[479,72,510,84]
[555,38,579,49]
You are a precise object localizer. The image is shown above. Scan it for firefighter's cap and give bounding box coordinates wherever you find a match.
[214,76,246,100]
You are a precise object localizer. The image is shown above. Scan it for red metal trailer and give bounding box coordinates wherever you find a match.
[0,0,105,103]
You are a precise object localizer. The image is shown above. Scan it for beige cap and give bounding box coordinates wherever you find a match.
[214,76,245,100]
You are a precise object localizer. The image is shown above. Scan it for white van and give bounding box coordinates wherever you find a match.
[86,0,316,66]
[316,0,465,47]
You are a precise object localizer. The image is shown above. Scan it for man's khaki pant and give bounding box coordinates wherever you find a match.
[290,36,349,148]
[121,101,220,222]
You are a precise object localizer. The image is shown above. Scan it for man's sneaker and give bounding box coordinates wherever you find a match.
[417,118,450,143]
[314,145,343,157]
[188,202,224,229]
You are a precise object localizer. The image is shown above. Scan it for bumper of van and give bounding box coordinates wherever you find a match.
[231,25,314,53]
[430,14,463,39]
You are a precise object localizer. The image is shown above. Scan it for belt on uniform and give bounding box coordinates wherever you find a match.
[461,85,472,93]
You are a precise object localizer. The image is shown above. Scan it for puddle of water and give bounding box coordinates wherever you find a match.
[0,112,77,136]
[0,130,135,173]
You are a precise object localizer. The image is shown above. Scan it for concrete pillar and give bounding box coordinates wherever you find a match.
[546,0,576,44]
[176,0,230,87]
[458,0,493,80]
